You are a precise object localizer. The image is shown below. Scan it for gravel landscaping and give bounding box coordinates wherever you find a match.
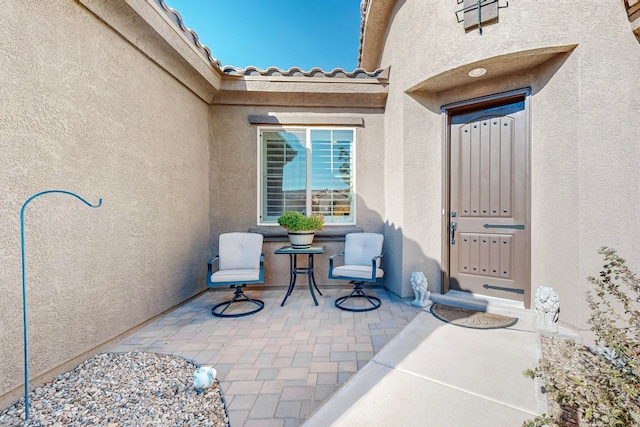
[0,352,228,426]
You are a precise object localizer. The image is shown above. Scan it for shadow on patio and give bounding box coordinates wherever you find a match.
[109,283,548,427]
[109,286,425,426]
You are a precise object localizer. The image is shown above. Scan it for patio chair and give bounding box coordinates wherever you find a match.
[207,232,265,318]
[328,233,384,312]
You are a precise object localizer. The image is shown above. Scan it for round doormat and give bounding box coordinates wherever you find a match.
[430,303,518,329]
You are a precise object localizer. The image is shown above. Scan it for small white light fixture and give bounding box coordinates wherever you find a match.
[468,67,487,78]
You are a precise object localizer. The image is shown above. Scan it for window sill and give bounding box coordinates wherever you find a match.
[248,226,364,242]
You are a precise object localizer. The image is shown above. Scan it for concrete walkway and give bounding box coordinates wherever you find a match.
[304,308,548,426]
[109,287,548,426]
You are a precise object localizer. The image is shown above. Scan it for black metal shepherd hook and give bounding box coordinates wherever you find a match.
[20,190,102,420]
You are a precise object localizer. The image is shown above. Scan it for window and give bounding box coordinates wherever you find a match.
[259,127,355,225]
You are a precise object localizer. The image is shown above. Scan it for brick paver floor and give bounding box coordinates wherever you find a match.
[109,287,422,427]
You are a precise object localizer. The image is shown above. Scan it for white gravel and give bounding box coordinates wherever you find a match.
[0,352,229,426]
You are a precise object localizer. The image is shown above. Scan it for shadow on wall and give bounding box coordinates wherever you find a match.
[355,194,442,300]
[383,217,443,300]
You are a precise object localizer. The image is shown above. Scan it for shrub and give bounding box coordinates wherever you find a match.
[277,211,324,231]
[524,247,640,426]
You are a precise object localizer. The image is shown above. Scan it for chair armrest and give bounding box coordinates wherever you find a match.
[259,254,265,282]
[369,253,384,281]
[207,253,265,287]
[328,253,345,278]
[207,256,220,287]
[329,253,345,271]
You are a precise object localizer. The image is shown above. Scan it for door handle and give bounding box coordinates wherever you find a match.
[483,224,525,230]
[450,222,457,245]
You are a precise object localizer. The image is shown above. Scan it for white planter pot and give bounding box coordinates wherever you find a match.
[288,231,315,249]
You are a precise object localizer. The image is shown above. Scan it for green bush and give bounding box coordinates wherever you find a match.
[524,247,640,426]
[277,211,324,231]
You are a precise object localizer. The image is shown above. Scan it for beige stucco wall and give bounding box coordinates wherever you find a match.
[0,0,210,405]
[4,0,637,409]
[208,105,386,287]
[372,0,640,329]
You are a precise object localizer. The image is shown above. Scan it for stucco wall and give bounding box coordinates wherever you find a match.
[0,0,210,404]
[208,105,386,288]
[374,0,640,328]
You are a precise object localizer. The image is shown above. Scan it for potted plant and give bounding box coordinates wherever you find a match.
[277,211,324,249]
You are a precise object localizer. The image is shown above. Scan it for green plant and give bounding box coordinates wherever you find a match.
[277,211,324,231]
[524,247,640,427]
[522,413,552,427]
[587,248,640,375]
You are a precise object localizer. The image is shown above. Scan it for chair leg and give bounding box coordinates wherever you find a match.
[212,286,264,318]
[335,281,381,312]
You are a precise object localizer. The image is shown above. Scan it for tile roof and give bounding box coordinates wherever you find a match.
[157,0,381,81]
[156,0,223,71]
[222,66,387,80]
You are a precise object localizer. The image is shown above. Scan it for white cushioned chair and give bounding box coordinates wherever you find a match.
[328,233,384,312]
[207,232,265,317]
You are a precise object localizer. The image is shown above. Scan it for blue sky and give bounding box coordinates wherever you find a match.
[164,1,362,71]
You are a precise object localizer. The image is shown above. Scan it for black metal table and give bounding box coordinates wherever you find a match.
[275,245,325,306]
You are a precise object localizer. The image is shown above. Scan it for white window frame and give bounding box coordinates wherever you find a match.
[257,126,357,226]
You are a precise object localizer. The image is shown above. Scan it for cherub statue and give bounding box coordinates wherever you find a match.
[193,366,217,394]
[410,272,431,308]
[534,286,560,333]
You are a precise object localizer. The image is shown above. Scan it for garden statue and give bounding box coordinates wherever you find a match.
[193,366,217,394]
[410,272,432,308]
[534,286,560,333]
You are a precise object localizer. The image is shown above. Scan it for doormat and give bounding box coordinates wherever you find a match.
[430,303,518,329]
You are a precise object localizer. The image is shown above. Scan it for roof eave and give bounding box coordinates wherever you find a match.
[358,0,398,70]
[214,77,388,109]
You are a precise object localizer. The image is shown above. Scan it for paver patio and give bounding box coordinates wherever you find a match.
[109,286,423,426]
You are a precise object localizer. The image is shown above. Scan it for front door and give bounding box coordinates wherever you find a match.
[447,94,530,306]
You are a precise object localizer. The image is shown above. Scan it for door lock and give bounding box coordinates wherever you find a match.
[450,221,457,245]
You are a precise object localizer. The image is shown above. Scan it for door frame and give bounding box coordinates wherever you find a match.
[440,88,532,308]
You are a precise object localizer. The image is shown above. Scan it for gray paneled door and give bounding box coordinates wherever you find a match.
[448,97,529,305]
